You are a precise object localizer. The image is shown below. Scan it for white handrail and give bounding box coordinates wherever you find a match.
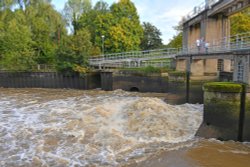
[89,31,250,68]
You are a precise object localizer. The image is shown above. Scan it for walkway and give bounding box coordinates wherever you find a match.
[89,32,250,69]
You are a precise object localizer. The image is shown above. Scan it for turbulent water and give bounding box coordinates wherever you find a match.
[0,88,249,167]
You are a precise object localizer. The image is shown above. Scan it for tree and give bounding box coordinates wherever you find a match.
[25,1,66,65]
[140,22,163,50]
[78,1,110,43]
[167,24,183,48]
[0,0,66,71]
[167,33,182,48]
[56,29,92,74]
[0,10,35,71]
[230,8,250,35]
[77,1,112,55]
[63,0,91,33]
[108,0,143,52]
[94,0,109,13]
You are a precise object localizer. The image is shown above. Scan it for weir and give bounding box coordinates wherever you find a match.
[0,0,250,142]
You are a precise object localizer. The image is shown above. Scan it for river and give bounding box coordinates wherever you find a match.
[0,88,249,167]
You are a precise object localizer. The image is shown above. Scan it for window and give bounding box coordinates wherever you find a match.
[217,59,224,71]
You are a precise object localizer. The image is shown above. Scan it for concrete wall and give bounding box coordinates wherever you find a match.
[0,72,101,89]
[197,84,250,141]
[188,23,201,48]
[205,15,230,44]
[112,72,168,93]
[101,72,113,91]
[183,10,230,49]
[176,58,234,81]
[199,91,241,141]
[245,93,250,141]
[204,59,218,74]
[223,59,232,72]
[176,59,187,72]
[191,59,204,76]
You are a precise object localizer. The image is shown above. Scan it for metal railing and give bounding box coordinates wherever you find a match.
[89,48,179,66]
[89,31,250,68]
[182,0,220,22]
[181,32,250,54]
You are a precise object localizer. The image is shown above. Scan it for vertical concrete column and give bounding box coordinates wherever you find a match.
[198,82,244,141]
[223,59,232,72]
[204,59,218,74]
[205,14,229,46]
[222,15,230,39]
[191,59,204,76]
[188,24,201,48]
[200,12,207,40]
[176,59,187,72]
[183,23,189,49]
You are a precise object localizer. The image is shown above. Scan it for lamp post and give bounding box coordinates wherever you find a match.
[101,35,105,55]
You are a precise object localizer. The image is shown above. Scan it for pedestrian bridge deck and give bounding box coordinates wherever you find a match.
[89,32,250,68]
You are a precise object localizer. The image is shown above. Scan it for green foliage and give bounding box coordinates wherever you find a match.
[26,2,66,64]
[230,8,250,35]
[77,0,143,54]
[0,0,163,72]
[167,22,183,48]
[0,0,66,71]
[0,9,35,71]
[56,29,92,74]
[63,0,91,33]
[109,0,143,52]
[140,22,163,50]
[167,32,182,48]
[203,82,243,93]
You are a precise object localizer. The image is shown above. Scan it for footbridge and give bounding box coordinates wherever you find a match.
[89,31,250,67]
[89,48,179,69]
[89,0,250,83]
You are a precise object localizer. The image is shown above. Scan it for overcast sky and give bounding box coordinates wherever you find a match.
[52,0,205,44]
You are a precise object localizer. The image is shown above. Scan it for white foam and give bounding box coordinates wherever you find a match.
[0,89,203,166]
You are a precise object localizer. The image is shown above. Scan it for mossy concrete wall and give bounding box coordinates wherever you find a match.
[197,82,250,141]
[200,91,241,140]
[244,94,250,141]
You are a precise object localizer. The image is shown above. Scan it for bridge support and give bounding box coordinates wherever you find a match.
[182,0,238,49]
[176,57,234,81]
[176,59,187,72]
[204,59,218,74]
[191,59,204,76]
[223,59,232,72]
[101,72,113,91]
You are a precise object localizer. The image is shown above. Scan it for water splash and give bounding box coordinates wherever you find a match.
[0,89,203,166]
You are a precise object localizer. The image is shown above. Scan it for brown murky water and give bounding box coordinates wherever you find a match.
[0,88,249,167]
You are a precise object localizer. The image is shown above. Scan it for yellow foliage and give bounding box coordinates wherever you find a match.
[73,65,88,73]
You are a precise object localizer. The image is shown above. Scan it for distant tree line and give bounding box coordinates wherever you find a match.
[0,0,163,73]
